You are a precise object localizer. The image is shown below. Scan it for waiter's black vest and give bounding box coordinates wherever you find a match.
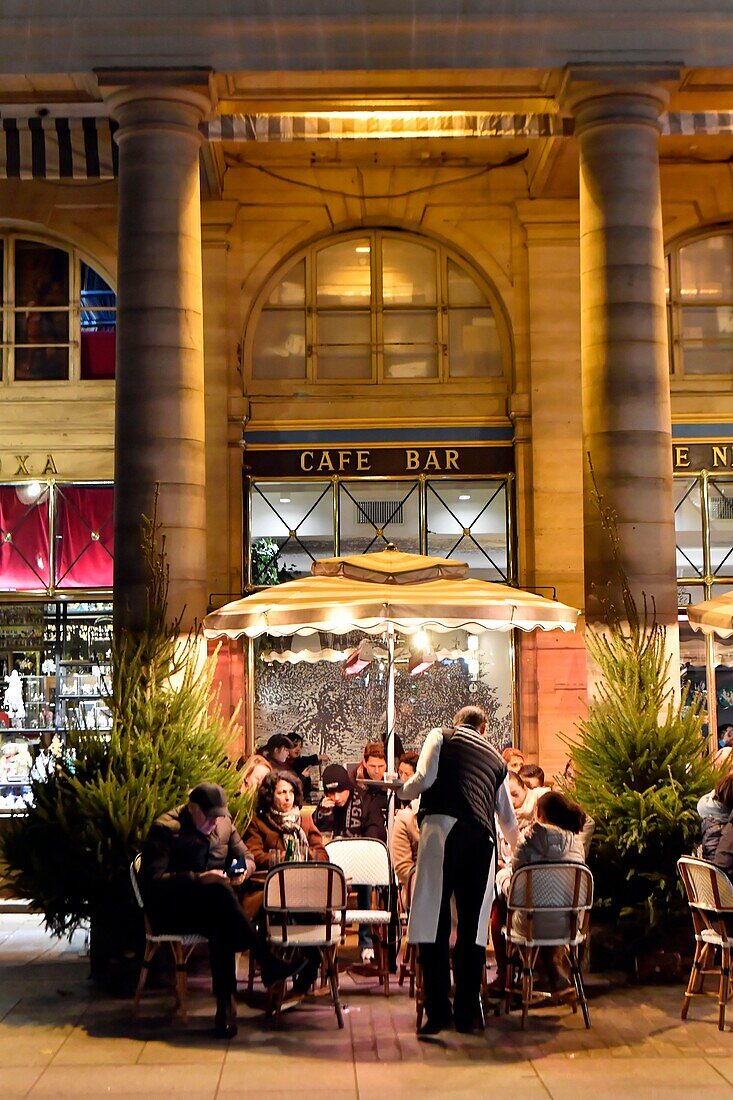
[419,725,507,833]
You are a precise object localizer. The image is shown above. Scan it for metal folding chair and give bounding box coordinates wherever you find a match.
[129,853,206,1022]
[504,861,593,1029]
[264,860,348,1027]
[678,855,733,1031]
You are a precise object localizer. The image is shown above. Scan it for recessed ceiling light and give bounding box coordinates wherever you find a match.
[355,245,371,254]
[279,497,291,504]
[459,494,471,501]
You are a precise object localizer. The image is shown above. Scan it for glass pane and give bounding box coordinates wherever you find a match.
[267,259,305,307]
[679,236,733,301]
[15,310,68,345]
[252,310,306,380]
[14,346,68,382]
[381,238,436,305]
[448,308,503,377]
[250,481,333,581]
[0,485,51,590]
[15,240,69,306]
[317,239,371,306]
[710,479,733,576]
[338,480,420,556]
[426,480,509,580]
[316,311,371,380]
[448,259,490,307]
[54,486,114,588]
[674,476,703,579]
[80,262,115,329]
[681,306,733,341]
[681,345,733,374]
[383,311,438,379]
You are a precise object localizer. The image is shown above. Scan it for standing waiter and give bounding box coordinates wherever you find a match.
[401,705,518,1035]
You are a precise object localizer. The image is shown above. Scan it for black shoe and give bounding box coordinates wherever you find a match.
[214,995,238,1039]
[291,959,320,996]
[260,955,308,990]
[454,1001,485,1035]
[417,1013,452,1036]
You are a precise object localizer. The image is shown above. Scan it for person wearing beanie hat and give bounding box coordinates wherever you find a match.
[314,763,384,840]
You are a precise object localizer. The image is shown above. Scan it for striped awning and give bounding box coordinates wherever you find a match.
[203,112,573,142]
[0,118,117,180]
[0,109,730,181]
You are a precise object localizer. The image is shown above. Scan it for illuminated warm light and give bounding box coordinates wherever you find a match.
[279,497,291,503]
[355,246,371,254]
[467,634,480,651]
[414,628,429,650]
[459,494,471,501]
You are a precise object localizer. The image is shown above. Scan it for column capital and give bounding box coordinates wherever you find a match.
[98,68,213,138]
[563,75,672,137]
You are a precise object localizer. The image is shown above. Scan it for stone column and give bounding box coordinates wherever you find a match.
[568,81,678,631]
[104,77,210,632]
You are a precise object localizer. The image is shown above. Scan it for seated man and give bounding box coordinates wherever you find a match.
[313,764,387,964]
[140,782,302,1039]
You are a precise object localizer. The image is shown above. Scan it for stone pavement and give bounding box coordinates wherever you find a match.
[2,914,733,1098]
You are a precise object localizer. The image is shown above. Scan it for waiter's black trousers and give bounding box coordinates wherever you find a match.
[146,878,266,998]
[418,820,493,1024]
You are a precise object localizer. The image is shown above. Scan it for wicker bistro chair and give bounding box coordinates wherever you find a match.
[129,854,206,1022]
[504,861,594,1029]
[263,861,348,1027]
[678,855,733,1031]
[326,837,394,996]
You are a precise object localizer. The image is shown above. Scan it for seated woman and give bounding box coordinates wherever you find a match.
[262,734,294,769]
[390,757,419,907]
[490,789,587,996]
[699,773,733,862]
[242,770,329,994]
[244,770,328,875]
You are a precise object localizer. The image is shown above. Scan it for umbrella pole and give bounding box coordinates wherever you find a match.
[386,622,396,775]
[706,630,718,758]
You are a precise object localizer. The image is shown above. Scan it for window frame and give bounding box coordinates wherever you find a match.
[245,229,510,391]
[0,233,116,388]
[667,229,733,382]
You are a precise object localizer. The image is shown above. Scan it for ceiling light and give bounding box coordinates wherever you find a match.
[279,497,291,503]
[355,246,371,254]
[459,494,471,501]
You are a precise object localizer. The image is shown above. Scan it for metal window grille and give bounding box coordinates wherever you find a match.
[356,500,404,526]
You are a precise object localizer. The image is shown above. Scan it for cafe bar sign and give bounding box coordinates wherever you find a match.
[244,444,514,478]
[674,444,733,472]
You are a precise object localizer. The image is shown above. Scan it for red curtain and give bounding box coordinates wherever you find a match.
[54,486,114,588]
[0,487,51,591]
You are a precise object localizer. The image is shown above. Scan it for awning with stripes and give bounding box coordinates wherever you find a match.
[0,117,117,180]
[0,110,730,180]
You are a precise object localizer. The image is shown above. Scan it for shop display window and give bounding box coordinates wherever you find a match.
[0,600,112,813]
[0,485,51,591]
[0,235,116,385]
[54,485,114,588]
[0,482,113,595]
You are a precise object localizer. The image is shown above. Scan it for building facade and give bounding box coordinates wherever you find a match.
[2,5,733,786]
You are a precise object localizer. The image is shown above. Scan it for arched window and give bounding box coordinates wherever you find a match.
[667,231,733,377]
[248,230,508,385]
[0,235,116,384]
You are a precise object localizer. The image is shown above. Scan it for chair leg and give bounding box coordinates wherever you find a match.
[247,950,256,996]
[504,944,516,1016]
[719,944,730,1032]
[408,945,416,999]
[380,925,390,997]
[415,957,424,1031]
[681,940,705,1020]
[133,940,158,1016]
[171,942,189,1024]
[520,947,537,1030]
[326,945,344,1029]
[569,945,591,1030]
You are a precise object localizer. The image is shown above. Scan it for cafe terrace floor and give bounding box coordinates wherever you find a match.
[1,913,733,1099]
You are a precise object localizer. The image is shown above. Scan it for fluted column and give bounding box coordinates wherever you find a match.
[568,82,677,629]
[105,78,210,632]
